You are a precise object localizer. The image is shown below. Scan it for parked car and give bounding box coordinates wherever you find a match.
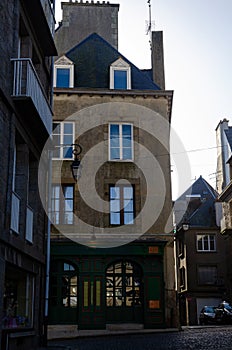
[215,301,232,324]
[199,306,217,325]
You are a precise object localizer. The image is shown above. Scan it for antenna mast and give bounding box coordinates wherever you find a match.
[146,0,154,50]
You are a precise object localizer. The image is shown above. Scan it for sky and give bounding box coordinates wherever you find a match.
[54,0,232,199]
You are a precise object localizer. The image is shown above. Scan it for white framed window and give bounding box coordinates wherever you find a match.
[52,122,75,159]
[197,234,216,252]
[109,123,133,161]
[53,55,74,88]
[110,58,131,90]
[51,185,74,225]
[109,184,135,225]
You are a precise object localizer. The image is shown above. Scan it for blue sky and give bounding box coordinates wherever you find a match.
[55,0,232,198]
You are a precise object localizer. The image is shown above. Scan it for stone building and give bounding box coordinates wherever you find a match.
[216,119,232,301]
[174,176,227,326]
[0,1,56,349]
[48,1,175,337]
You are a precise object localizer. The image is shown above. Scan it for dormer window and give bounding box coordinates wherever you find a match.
[110,58,131,90]
[54,55,74,88]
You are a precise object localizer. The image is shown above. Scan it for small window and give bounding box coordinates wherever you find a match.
[109,184,134,225]
[56,68,70,88]
[109,123,133,161]
[52,122,74,159]
[110,58,131,90]
[54,55,74,88]
[197,234,216,252]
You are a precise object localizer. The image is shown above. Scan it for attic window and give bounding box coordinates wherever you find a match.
[110,58,131,90]
[54,55,74,88]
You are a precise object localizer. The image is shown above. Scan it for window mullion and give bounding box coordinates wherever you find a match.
[119,124,123,160]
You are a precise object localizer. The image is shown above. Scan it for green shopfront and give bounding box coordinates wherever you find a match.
[49,239,167,330]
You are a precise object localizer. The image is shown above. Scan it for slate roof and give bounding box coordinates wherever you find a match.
[65,33,160,90]
[174,176,218,228]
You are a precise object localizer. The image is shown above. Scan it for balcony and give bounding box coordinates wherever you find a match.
[11,58,52,135]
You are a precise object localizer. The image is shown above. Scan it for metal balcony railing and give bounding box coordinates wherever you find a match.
[10,191,20,233]
[11,58,52,134]
[26,205,34,243]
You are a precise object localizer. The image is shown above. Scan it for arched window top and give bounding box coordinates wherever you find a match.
[106,260,142,275]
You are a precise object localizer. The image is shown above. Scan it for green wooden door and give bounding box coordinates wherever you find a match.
[106,260,143,323]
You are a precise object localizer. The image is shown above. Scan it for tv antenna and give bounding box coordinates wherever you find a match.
[145,0,155,50]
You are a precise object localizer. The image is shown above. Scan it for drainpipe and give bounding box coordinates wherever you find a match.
[43,149,52,346]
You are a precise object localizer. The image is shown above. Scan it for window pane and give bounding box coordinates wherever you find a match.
[122,135,132,147]
[114,70,127,89]
[124,199,133,212]
[110,199,120,212]
[53,122,60,133]
[110,124,119,136]
[63,134,73,145]
[122,148,132,160]
[110,137,120,147]
[110,212,120,225]
[63,186,73,198]
[110,148,120,160]
[65,200,73,211]
[209,235,215,250]
[124,213,134,224]
[63,123,73,134]
[56,68,70,88]
[123,187,133,199]
[110,187,120,199]
[63,146,72,158]
[197,236,203,250]
[122,124,132,137]
[203,236,209,250]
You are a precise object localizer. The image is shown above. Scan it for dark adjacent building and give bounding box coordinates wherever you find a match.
[0,1,56,349]
[174,176,227,325]
[47,1,176,338]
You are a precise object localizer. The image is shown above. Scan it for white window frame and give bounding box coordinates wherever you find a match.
[110,58,131,90]
[54,64,74,88]
[52,121,75,160]
[196,234,216,252]
[108,123,133,161]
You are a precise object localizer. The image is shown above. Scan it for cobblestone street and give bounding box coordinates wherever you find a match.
[47,326,232,350]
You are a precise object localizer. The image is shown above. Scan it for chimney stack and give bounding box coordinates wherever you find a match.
[151,31,165,90]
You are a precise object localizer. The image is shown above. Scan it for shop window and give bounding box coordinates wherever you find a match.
[110,184,134,225]
[106,261,142,307]
[50,261,78,308]
[109,123,133,161]
[2,267,34,329]
[51,185,74,225]
[52,122,75,159]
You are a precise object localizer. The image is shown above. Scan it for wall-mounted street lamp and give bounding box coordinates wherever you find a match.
[70,143,82,182]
